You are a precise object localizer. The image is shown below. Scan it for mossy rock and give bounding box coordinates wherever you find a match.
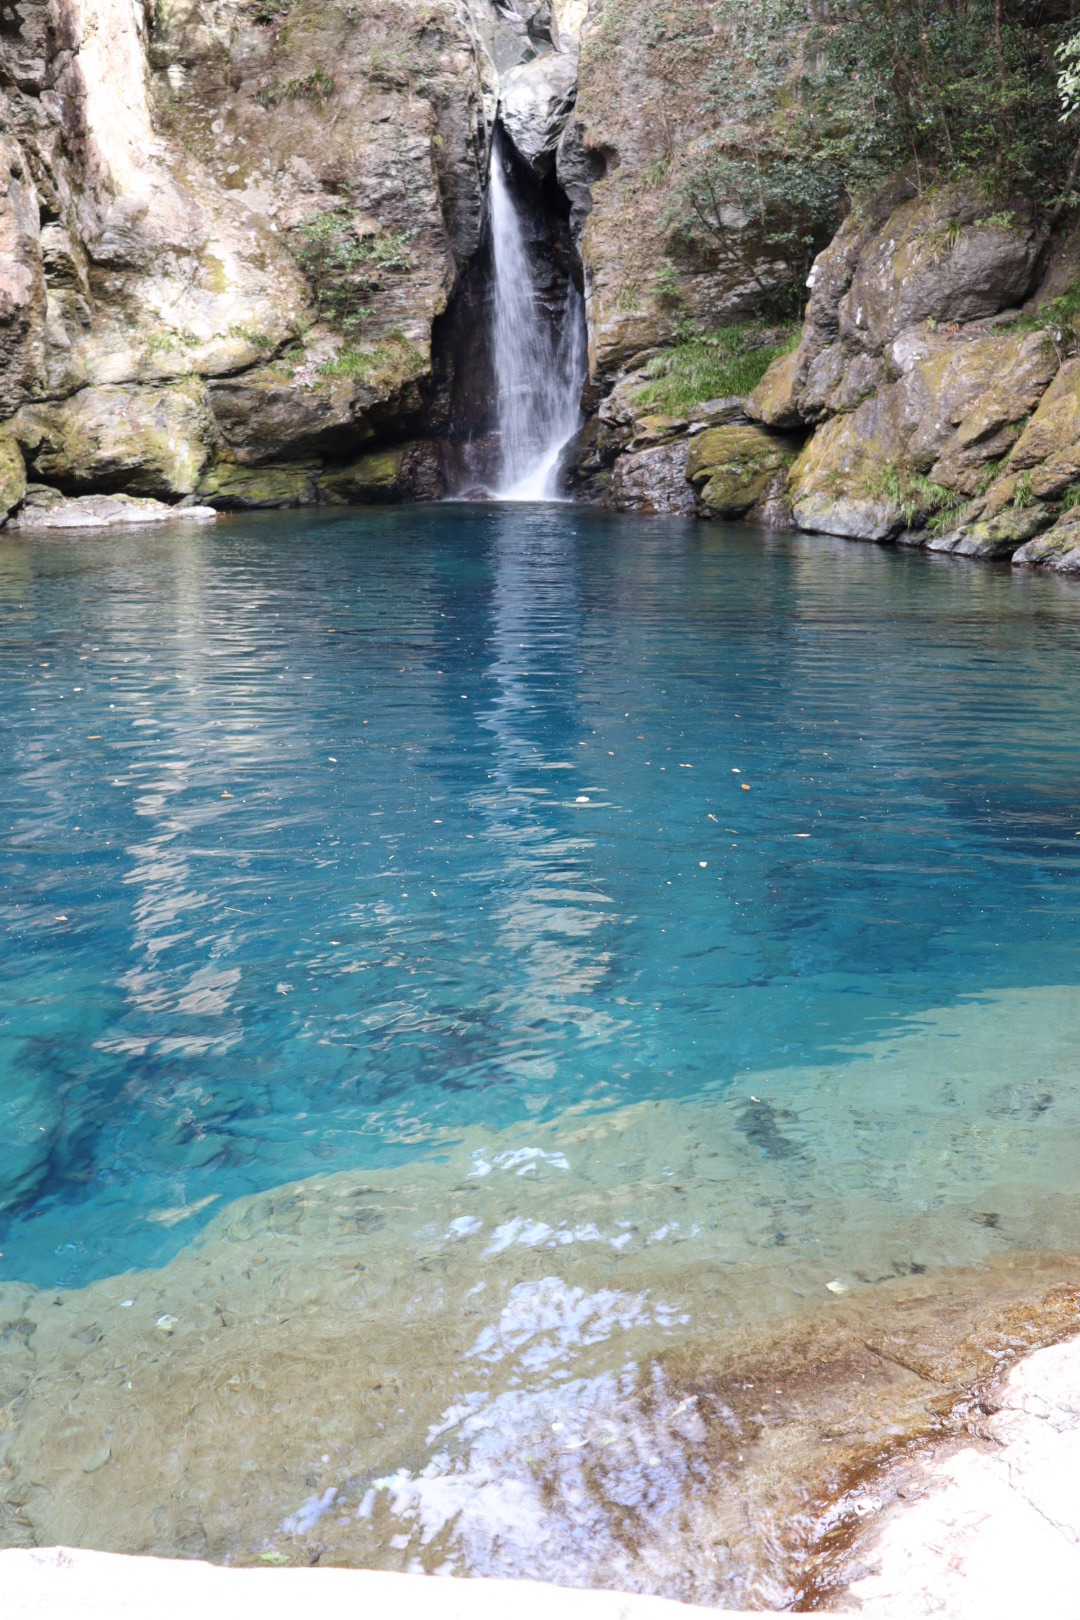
[747,347,804,430]
[317,448,406,503]
[687,424,793,517]
[15,382,213,497]
[787,407,905,540]
[928,503,1050,558]
[198,462,320,508]
[0,435,27,520]
[1010,358,1080,469]
[1013,513,1080,571]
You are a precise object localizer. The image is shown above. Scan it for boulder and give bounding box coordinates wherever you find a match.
[15,382,215,497]
[748,182,1045,438]
[500,51,579,172]
[786,403,906,541]
[841,189,1041,357]
[687,424,793,517]
[927,504,1050,558]
[1013,513,1080,572]
[601,439,696,514]
[6,486,217,529]
[748,345,804,429]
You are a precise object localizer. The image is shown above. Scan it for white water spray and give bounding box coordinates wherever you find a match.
[487,135,586,501]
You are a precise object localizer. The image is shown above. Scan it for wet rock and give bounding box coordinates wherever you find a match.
[318,442,445,504]
[6,487,217,529]
[501,51,578,173]
[927,504,1050,559]
[601,438,695,514]
[556,117,603,245]
[687,423,794,518]
[1012,512,1080,573]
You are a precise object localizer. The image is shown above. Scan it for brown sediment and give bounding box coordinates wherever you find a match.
[646,1259,1080,1610]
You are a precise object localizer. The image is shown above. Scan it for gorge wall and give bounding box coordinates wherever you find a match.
[4,0,1080,578]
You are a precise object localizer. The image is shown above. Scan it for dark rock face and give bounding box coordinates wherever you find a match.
[601,438,696,514]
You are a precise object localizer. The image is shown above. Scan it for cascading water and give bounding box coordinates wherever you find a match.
[487,134,587,501]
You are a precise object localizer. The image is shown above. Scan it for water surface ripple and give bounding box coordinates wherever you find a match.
[2,505,1080,1286]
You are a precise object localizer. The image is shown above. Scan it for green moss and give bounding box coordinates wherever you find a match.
[318,448,404,501]
[198,462,318,507]
[634,320,800,416]
[0,435,27,520]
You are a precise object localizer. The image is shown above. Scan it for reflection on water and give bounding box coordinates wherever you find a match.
[2,505,1080,1291]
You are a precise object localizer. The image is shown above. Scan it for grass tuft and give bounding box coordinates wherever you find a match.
[633,320,800,416]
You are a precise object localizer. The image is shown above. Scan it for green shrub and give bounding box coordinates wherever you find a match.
[317,331,425,385]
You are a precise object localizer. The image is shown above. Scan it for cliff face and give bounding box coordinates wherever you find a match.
[0,0,810,521]
[0,0,563,512]
[5,0,1080,568]
[595,178,1080,577]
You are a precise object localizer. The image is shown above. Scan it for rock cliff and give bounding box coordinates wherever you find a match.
[597,178,1080,579]
[5,0,1080,572]
[0,0,594,518]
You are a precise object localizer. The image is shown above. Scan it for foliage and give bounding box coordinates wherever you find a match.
[251,0,291,21]
[865,461,967,529]
[633,319,800,415]
[1006,275,1080,360]
[1013,470,1035,508]
[668,1,1080,304]
[291,214,412,334]
[1060,481,1080,512]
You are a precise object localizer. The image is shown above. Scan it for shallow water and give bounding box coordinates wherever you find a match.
[2,505,1080,1587]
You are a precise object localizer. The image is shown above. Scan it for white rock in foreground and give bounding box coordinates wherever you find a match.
[6,489,218,530]
[0,1550,720,1620]
[846,1333,1080,1616]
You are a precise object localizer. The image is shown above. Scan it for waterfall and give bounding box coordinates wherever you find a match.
[487,134,586,501]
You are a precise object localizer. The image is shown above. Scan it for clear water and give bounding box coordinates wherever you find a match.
[2,504,1080,1292]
